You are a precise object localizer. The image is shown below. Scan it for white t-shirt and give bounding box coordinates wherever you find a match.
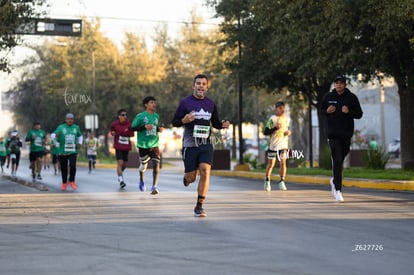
[85,137,98,155]
[267,114,290,151]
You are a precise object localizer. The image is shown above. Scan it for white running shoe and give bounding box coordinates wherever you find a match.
[278,180,287,191]
[330,178,336,198]
[264,180,271,192]
[334,190,344,202]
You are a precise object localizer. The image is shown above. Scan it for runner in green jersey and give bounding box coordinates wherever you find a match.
[131,96,162,194]
[25,122,47,181]
[0,136,6,173]
[53,113,83,191]
[50,136,60,175]
[8,131,22,177]
[5,131,11,169]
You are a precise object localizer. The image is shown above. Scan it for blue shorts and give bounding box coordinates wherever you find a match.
[87,155,97,161]
[182,144,213,173]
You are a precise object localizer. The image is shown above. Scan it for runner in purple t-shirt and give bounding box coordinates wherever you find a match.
[172,74,230,217]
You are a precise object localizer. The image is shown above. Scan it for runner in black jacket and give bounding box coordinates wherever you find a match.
[321,75,363,202]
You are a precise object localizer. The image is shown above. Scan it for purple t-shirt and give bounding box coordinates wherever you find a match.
[173,95,222,147]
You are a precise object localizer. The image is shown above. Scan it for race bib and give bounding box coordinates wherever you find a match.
[119,136,129,145]
[64,143,76,152]
[10,154,16,159]
[64,135,76,152]
[34,136,42,147]
[146,128,157,136]
[193,125,210,138]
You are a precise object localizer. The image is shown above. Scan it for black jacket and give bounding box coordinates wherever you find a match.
[321,88,363,139]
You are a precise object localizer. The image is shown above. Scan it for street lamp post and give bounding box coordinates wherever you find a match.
[308,90,313,168]
[91,50,96,135]
[237,16,244,165]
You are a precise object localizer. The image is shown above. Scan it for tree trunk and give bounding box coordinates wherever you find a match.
[104,130,110,156]
[316,83,331,163]
[398,87,414,170]
[232,123,237,159]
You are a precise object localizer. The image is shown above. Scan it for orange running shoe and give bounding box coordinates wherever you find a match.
[61,182,67,191]
[69,181,77,190]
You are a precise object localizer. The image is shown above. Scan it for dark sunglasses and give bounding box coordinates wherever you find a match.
[119,113,127,116]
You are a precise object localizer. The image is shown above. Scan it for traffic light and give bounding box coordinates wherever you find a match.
[15,18,82,37]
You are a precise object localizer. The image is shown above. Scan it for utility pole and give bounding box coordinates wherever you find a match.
[308,91,313,167]
[237,16,244,165]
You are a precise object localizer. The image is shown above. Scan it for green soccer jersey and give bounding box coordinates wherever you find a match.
[26,129,47,152]
[54,123,82,154]
[4,137,10,154]
[0,141,6,157]
[50,139,60,155]
[132,111,160,149]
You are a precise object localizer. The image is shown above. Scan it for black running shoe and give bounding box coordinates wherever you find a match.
[194,206,207,217]
[120,181,126,189]
[151,185,159,195]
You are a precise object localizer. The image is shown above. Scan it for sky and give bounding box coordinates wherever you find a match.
[0,0,219,133]
[47,0,219,46]
[1,0,219,90]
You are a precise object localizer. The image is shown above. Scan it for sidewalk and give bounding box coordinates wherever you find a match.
[159,159,414,191]
[211,169,414,192]
[55,159,414,192]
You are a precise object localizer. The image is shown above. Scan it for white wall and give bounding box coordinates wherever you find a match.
[351,77,400,148]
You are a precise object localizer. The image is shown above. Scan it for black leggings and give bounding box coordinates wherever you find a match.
[59,154,77,183]
[328,138,351,191]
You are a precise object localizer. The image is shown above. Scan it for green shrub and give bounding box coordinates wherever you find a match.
[364,147,389,170]
[243,153,258,169]
[319,145,332,170]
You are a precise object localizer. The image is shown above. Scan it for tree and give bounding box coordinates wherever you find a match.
[0,0,46,72]
[155,10,240,126]
[350,0,414,169]
[6,19,122,134]
[5,9,248,162]
[209,0,414,169]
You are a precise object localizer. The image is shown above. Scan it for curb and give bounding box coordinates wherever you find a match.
[15,161,412,192]
[1,175,49,191]
[211,170,414,192]
[77,162,116,169]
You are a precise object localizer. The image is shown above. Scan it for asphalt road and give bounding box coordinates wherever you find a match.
[0,161,413,275]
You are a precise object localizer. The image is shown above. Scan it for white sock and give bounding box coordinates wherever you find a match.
[118,176,123,182]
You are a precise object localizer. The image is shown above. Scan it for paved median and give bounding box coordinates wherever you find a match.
[79,161,414,192]
[211,170,414,191]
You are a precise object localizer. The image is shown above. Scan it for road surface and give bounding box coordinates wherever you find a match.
[0,161,413,275]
